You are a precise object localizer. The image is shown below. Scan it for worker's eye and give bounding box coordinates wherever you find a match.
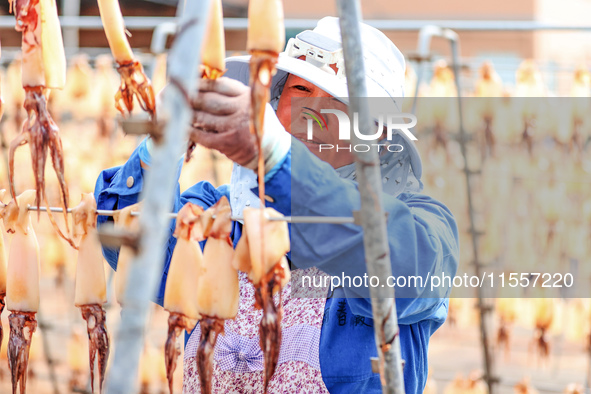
[292,84,312,92]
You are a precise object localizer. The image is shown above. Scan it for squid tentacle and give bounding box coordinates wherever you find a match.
[249,50,282,393]
[254,266,284,392]
[46,125,77,249]
[8,87,76,248]
[115,60,156,119]
[8,312,37,394]
[164,312,186,394]
[80,304,109,393]
[197,317,225,394]
[24,87,50,221]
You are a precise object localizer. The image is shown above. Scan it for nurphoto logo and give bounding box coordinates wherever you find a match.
[304,108,418,153]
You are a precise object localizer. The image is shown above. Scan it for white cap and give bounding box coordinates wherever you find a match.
[225,16,422,179]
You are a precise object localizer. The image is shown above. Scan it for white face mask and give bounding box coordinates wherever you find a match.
[335,135,422,197]
[228,134,422,220]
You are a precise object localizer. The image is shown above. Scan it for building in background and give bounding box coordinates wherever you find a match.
[0,0,590,94]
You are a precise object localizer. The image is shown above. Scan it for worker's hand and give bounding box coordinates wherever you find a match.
[190,77,258,167]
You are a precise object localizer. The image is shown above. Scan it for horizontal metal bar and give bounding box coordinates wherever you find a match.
[355,20,591,31]
[26,205,118,216]
[0,17,589,32]
[25,206,355,224]
[0,16,176,29]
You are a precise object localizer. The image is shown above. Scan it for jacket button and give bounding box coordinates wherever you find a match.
[126,176,134,188]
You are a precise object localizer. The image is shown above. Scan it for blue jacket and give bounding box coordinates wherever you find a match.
[94,138,459,393]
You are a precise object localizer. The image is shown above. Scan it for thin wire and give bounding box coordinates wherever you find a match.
[25,205,356,224]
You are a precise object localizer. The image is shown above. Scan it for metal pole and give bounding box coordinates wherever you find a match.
[103,0,211,392]
[24,205,360,224]
[149,21,175,81]
[410,26,459,114]
[406,25,498,391]
[336,1,405,393]
[1,16,591,32]
[61,0,81,50]
[449,37,496,393]
[1,16,591,31]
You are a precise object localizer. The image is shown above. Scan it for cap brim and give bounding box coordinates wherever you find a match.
[224,55,422,179]
[226,54,348,97]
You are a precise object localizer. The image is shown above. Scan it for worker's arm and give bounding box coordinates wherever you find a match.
[94,74,289,305]
[257,139,459,324]
[176,75,459,324]
[93,139,228,305]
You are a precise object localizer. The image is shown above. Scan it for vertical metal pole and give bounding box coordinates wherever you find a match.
[62,0,80,50]
[336,1,405,393]
[449,40,496,393]
[104,0,211,392]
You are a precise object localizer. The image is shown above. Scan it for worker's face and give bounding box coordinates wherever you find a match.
[276,73,354,169]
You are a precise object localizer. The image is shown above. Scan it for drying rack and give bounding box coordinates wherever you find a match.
[408,25,497,393]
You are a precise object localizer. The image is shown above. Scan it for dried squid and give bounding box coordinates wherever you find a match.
[8,0,75,248]
[97,0,156,118]
[473,62,503,158]
[514,377,539,394]
[232,207,291,391]
[2,190,40,394]
[495,298,517,360]
[514,60,546,155]
[72,193,110,392]
[245,0,287,388]
[427,60,456,162]
[113,203,141,306]
[195,196,239,394]
[163,202,205,394]
[247,0,285,197]
[531,298,554,362]
[187,0,226,162]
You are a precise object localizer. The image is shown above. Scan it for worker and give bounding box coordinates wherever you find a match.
[94,17,459,393]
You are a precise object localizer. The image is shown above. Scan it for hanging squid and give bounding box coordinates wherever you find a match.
[97,0,156,118]
[2,190,40,394]
[186,0,226,162]
[163,202,205,394]
[232,207,291,391]
[245,1,287,389]
[473,61,503,158]
[113,203,141,306]
[514,60,546,156]
[514,377,539,394]
[8,0,75,248]
[495,298,517,360]
[200,0,226,81]
[247,0,285,198]
[531,298,555,362]
[72,193,110,393]
[195,196,239,394]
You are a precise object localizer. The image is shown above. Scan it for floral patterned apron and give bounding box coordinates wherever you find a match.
[183,268,329,393]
